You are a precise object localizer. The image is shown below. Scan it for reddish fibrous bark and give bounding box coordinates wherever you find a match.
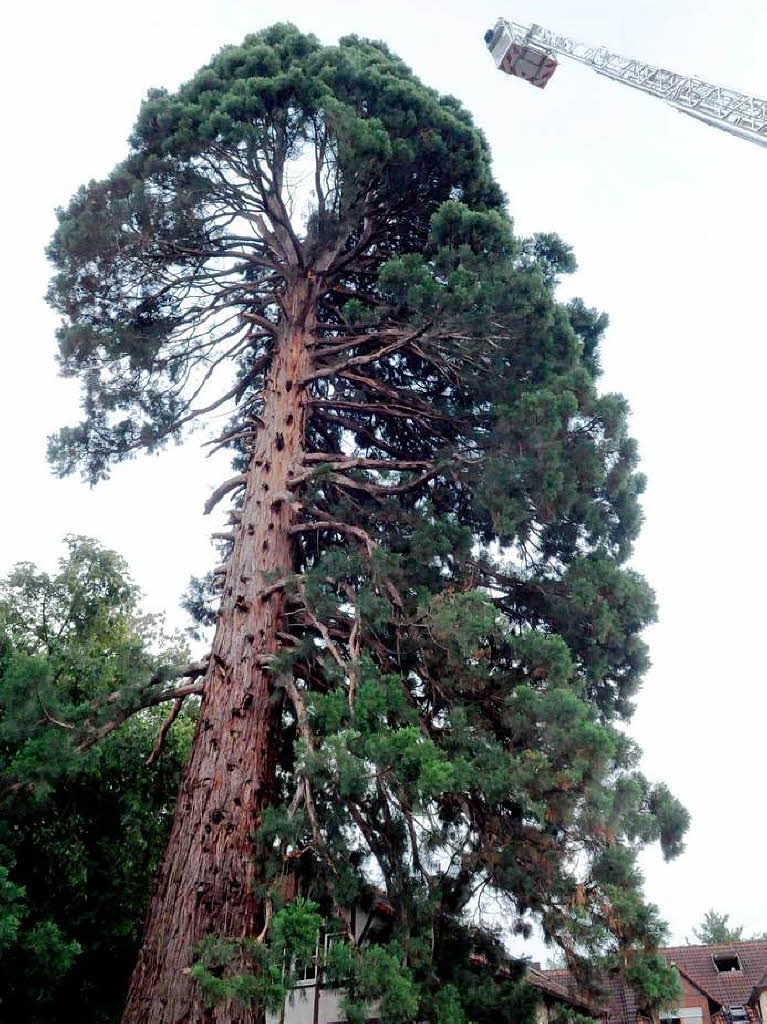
[121,280,316,1024]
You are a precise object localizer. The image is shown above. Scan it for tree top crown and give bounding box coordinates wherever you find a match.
[128,23,503,250]
[46,24,509,480]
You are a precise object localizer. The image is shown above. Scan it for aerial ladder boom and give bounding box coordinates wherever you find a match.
[485,18,767,148]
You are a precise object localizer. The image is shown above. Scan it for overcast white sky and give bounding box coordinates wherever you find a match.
[2,0,766,953]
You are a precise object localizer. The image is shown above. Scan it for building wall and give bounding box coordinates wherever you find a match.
[268,905,584,1024]
[268,983,348,1024]
[654,975,712,1024]
[272,991,557,1024]
[266,905,383,1024]
[758,990,767,1023]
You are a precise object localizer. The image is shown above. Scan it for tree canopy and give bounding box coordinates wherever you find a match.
[44,24,688,1024]
[0,538,194,1021]
[689,911,767,945]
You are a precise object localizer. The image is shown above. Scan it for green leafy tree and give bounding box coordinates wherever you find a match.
[0,538,194,1022]
[46,24,688,1024]
[689,911,767,944]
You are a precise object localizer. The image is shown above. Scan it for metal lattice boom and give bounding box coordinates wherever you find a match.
[486,18,767,148]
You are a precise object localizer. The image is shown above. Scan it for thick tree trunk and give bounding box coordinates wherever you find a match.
[122,281,315,1024]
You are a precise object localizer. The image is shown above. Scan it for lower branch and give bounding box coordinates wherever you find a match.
[282,679,327,861]
[204,473,248,515]
[301,453,434,471]
[145,697,186,765]
[289,520,375,557]
[75,660,209,754]
[255,896,273,943]
[76,681,204,754]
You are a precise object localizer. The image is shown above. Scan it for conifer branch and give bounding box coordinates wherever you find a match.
[340,582,362,709]
[74,659,210,754]
[203,427,260,458]
[306,330,398,356]
[203,474,248,515]
[289,521,375,556]
[287,777,305,819]
[36,684,76,731]
[75,680,205,754]
[345,800,393,891]
[301,453,433,471]
[321,467,441,498]
[169,243,281,270]
[255,896,273,943]
[259,576,298,601]
[296,584,348,676]
[308,397,452,425]
[281,679,328,868]
[338,372,459,422]
[303,325,431,383]
[240,311,278,336]
[302,336,408,383]
[311,409,415,460]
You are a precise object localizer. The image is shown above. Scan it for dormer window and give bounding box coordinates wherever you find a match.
[713,954,742,973]
[728,1008,748,1022]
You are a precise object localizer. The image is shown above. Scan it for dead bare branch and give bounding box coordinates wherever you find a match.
[204,474,248,515]
[145,698,185,765]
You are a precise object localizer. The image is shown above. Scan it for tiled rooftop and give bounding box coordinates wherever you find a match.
[662,941,767,1008]
[545,966,639,1024]
[541,940,767,1024]
[527,966,604,1014]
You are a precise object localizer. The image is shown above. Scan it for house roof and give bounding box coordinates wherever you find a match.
[544,967,637,1024]
[464,956,603,1017]
[527,966,604,1016]
[749,970,767,999]
[661,941,767,1008]
[541,941,767,1024]
[669,961,723,1009]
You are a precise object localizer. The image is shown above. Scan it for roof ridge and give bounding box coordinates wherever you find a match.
[663,941,767,951]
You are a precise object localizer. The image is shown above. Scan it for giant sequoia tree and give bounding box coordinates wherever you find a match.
[47,24,688,1024]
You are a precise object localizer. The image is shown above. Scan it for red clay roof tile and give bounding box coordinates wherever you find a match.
[541,941,767,1024]
[661,942,767,1008]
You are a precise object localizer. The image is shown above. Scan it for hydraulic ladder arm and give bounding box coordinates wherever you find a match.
[485,18,767,148]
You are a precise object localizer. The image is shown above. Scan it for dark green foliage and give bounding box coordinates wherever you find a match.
[46,24,688,1022]
[553,1012,602,1024]
[623,954,681,1009]
[190,899,323,1011]
[0,540,193,1022]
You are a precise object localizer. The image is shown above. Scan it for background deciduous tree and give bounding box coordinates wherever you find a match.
[689,911,767,945]
[44,23,688,1024]
[0,538,194,1022]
